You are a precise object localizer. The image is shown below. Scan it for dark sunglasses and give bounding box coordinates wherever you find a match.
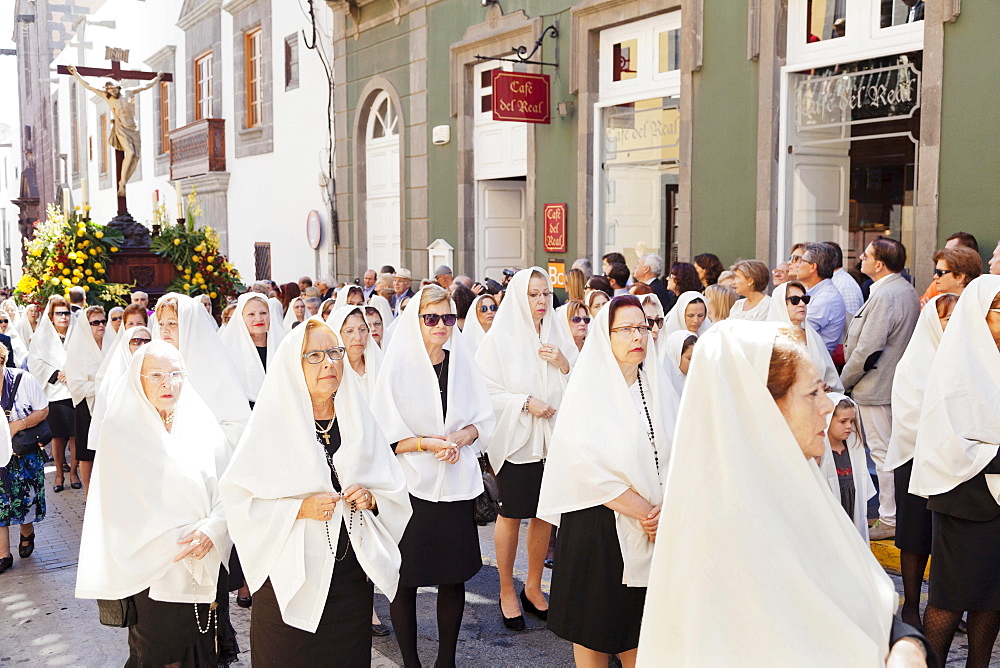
[570,315,592,324]
[479,304,499,313]
[646,317,664,328]
[0,319,8,325]
[420,313,457,327]
[129,337,152,346]
[53,311,71,317]
[785,295,811,306]
[932,268,953,278]
[111,316,122,322]
[89,319,108,326]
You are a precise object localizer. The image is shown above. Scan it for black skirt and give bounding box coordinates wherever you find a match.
[250,525,372,666]
[928,510,1000,610]
[548,505,647,654]
[73,400,95,462]
[398,495,481,588]
[496,460,544,519]
[46,397,74,440]
[894,460,932,554]
[126,588,217,667]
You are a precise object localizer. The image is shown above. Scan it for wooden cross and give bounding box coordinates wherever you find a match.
[57,47,173,216]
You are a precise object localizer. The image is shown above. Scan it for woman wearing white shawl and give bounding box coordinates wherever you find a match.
[14,303,39,346]
[76,341,231,666]
[661,290,712,338]
[817,393,877,540]
[767,280,844,393]
[326,306,382,401]
[637,320,930,666]
[461,293,497,353]
[219,292,283,405]
[28,295,78,492]
[154,293,250,449]
[219,316,410,663]
[282,295,307,331]
[538,295,677,664]
[365,294,393,349]
[88,326,152,450]
[638,294,665,358]
[909,275,1000,663]
[370,285,494,667]
[475,268,573,627]
[334,284,365,311]
[0,300,28,367]
[266,296,285,338]
[662,329,695,396]
[63,305,113,494]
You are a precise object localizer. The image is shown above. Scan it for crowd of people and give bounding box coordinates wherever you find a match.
[0,234,998,667]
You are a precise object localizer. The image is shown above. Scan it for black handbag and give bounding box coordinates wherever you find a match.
[3,372,53,457]
[474,454,501,526]
[97,597,138,627]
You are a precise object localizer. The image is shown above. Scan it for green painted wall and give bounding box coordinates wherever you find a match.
[689,1,759,266]
[938,4,1000,253]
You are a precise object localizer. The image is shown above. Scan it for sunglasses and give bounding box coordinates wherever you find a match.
[785,295,811,306]
[570,316,592,324]
[0,319,8,325]
[646,317,664,328]
[420,313,458,327]
[89,319,108,326]
[53,311,72,317]
[111,316,122,322]
[479,304,499,313]
[932,268,953,278]
[129,337,152,346]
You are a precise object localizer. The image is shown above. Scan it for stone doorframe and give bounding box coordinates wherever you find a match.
[568,0,690,262]
[351,77,407,273]
[449,6,539,277]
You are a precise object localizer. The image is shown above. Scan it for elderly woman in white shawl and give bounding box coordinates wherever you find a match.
[538,295,677,666]
[88,326,153,449]
[909,275,1000,665]
[636,321,929,666]
[476,268,573,628]
[282,296,307,331]
[76,341,231,666]
[0,301,29,367]
[767,280,843,393]
[63,305,113,494]
[371,285,494,667]
[461,293,498,353]
[220,316,410,664]
[219,292,283,407]
[327,306,382,401]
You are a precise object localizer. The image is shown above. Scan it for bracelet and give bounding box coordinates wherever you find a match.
[522,396,532,412]
[417,437,424,452]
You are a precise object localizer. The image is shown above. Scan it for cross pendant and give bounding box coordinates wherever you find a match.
[320,432,330,445]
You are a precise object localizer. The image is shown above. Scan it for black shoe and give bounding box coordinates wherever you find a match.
[236,595,252,609]
[519,588,548,621]
[53,484,64,493]
[371,623,391,637]
[499,601,525,631]
[0,555,12,574]
[70,481,83,490]
[18,532,34,559]
[61,464,70,473]
[957,617,968,634]
[544,558,555,569]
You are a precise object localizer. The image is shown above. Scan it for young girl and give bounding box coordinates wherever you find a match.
[818,394,876,540]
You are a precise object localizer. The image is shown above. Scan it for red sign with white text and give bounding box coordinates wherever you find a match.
[543,203,567,253]
[492,70,551,124]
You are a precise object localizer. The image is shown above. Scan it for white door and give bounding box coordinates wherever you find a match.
[474,61,527,181]
[477,180,528,283]
[366,92,401,270]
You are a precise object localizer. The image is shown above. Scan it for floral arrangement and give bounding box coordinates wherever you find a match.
[15,204,129,307]
[149,188,243,307]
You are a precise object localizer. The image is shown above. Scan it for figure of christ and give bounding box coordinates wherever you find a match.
[67,65,163,196]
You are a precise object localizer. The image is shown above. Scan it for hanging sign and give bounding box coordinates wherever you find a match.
[492,70,551,124]
[543,203,567,253]
[548,259,566,290]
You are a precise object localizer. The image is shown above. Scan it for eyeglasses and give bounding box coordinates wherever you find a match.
[111,316,122,322]
[646,317,664,328]
[479,304,499,313]
[527,291,552,300]
[141,370,186,385]
[610,325,652,337]
[570,316,591,324]
[933,268,953,278]
[342,326,369,336]
[789,254,803,263]
[89,319,107,326]
[129,337,152,346]
[301,347,346,364]
[53,311,71,317]
[786,295,812,306]
[420,313,457,327]
[989,308,1000,315]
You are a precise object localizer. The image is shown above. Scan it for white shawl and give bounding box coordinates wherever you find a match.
[461,294,492,353]
[64,312,114,410]
[326,305,383,402]
[366,294,394,328]
[538,302,677,587]
[14,305,36,347]
[88,326,152,451]
[371,287,495,502]
[282,296,306,332]
[884,295,946,471]
[767,282,844,393]
[267,297,287,340]
[661,291,712,338]
[220,316,412,632]
[154,293,250,448]
[76,342,231,603]
[638,294,667,364]
[475,268,573,471]
[219,293,283,403]
[636,321,896,665]
[2,301,29,367]
[27,300,71,401]
[910,275,1000,499]
[333,285,365,312]
[662,330,692,397]
[818,393,877,540]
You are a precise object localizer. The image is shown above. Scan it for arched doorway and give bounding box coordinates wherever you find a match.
[365,91,401,271]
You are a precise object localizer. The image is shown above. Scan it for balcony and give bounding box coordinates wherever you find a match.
[169,118,226,180]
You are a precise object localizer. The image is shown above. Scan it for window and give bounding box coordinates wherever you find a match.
[613,39,638,82]
[245,28,262,128]
[599,12,681,102]
[254,243,271,281]
[194,52,213,121]
[880,0,924,28]
[99,114,108,175]
[284,33,299,90]
[788,0,923,68]
[158,80,170,154]
[806,0,848,42]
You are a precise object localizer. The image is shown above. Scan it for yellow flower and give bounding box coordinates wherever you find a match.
[81,240,90,247]
[206,265,214,272]
[61,278,71,286]
[95,231,103,239]
[67,252,77,261]
[57,262,65,269]
[62,268,70,276]
[97,267,105,274]
[76,258,85,265]
[95,247,103,254]
[50,278,61,286]
[173,239,181,246]
[206,256,215,263]
[86,276,95,283]
[192,255,201,263]
[110,247,119,253]
[209,292,217,299]
[194,272,202,279]
[85,270,92,276]
[76,230,85,237]
[175,264,183,271]
[89,249,97,255]
[73,269,82,277]
[93,262,103,269]
[183,283,191,290]
[82,285,89,291]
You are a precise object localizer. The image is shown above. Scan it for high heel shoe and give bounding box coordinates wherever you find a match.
[519,588,548,621]
[70,474,82,490]
[18,532,34,558]
[499,601,525,631]
[53,478,65,493]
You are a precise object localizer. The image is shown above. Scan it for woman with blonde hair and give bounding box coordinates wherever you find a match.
[728,259,773,322]
[565,268,586,304]
[703,284,738,324]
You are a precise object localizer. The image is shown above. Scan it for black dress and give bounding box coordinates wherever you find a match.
[894,459,933,555]
[73,400,95,462]
[249,420,373,665]
[126,585,218,667]
[548,505,647,654]
[395,350,482,588]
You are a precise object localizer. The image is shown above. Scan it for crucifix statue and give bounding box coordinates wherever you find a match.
[57,48,173,219]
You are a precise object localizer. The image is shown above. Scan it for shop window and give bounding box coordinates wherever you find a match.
[880,0,924,28]
[600,12,681,102]
[807,0,847,42]
[657,29,680,73]
[613,39,638,82]
[788,0,923,68]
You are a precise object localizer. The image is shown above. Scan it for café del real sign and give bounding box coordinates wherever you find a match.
[492,71,551,124]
